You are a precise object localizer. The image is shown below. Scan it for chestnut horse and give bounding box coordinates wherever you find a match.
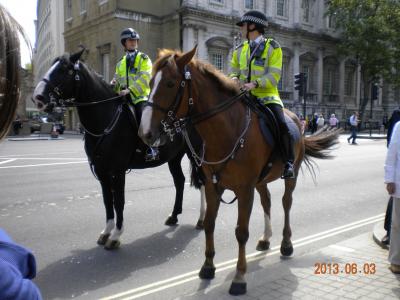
[139,46,340,295]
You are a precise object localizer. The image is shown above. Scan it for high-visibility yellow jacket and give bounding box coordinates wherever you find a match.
[114,51,152,104]
[229,38,283,107]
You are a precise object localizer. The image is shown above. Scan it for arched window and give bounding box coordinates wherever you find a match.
[206,37,231,73]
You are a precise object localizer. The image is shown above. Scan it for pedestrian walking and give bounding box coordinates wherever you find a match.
[384,121,400,274]
[317,114,325,130]
[329,113,338,129]
[347,111,359,144]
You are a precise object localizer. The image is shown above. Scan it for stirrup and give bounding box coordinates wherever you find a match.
[145,148,159,162]
[281,162,295,179]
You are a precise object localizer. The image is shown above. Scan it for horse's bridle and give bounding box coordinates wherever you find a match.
[145,65,247,143]
[146,64,250,166]
[40,61,125,137]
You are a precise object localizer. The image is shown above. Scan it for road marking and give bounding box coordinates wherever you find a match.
[0,159,16,165]
[100,214,384,300]
[0,157,87,160]
[0,161,87,169]
[329,245,355,252]
[0,151,80,158]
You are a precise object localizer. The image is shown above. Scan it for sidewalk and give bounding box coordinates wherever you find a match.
[182,224,399,300]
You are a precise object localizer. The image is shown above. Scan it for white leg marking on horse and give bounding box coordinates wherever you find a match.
[199,185,206,221]
[141,71,162,135]
[101,219,115,235]
[109,226,124,241]
[262,213,272,240]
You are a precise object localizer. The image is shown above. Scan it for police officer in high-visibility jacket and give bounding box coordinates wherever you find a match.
[112,28,158,160]
[229,10,294,179]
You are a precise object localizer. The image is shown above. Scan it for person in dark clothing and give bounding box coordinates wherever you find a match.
[383,108,400,245]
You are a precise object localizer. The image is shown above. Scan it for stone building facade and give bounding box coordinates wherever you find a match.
[34,0,65,85]
[61,0,398,129]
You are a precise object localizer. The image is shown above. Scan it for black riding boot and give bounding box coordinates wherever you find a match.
[281,132,295,179]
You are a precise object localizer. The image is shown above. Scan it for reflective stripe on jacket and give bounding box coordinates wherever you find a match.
[229,38,283,107]
[114,51,152,104]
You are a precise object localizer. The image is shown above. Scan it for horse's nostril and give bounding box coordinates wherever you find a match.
[37,102,43,109]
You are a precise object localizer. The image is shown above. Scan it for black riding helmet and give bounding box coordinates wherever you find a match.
[120,28,140,46]
[236,10,268,38]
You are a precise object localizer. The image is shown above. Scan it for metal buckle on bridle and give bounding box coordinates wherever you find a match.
[173,120,181,133]
[188,98,194,105]
[184,71,191,80]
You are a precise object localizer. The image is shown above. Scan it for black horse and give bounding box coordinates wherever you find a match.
[32,49,205,250]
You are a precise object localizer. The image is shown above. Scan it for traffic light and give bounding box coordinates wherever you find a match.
[371,84,379,100]
[294,73,307,97]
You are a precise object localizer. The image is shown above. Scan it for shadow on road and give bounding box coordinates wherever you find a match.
[35,225,201,299]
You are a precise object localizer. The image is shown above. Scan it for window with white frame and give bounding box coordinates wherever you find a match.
[66,0,72,19]
[302,0,310,23]
[324,68,336,95]
[80,0,87,14]
[277,0,287,17]
[210,51,225,71]
[278,60,286,91]
[245,0,254,10]
[328,13,336,28]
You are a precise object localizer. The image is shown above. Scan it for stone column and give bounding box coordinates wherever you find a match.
[293,0,301,26]
[197,26,208,61]
[293,42,301,102]
[317,47,324,104]
[317,0,325,31]
[265,0,274,18]
[339,58,345,104]
[182,25,195,52]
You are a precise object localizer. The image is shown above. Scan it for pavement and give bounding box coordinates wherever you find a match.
[174,222,399,300]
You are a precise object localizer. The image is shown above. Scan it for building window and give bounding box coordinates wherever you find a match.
[210,51,224,71]
[302,65,310,92]
[324,68,337,95]
[345,67,354,96]
[102,53,110,82]
[245,0,254,10]
[210,0,224,5]
[302,0,310,23]
[277,0,287,17]
[66,0,72,19]
[328,14,336,28]
[98,0,108,5]
[80,0,87,14]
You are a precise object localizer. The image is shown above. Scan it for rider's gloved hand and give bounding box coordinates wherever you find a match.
[119,89,130,96]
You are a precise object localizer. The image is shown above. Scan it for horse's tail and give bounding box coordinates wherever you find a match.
[302,126,342,180]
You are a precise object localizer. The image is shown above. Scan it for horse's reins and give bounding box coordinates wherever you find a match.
[145,65,251,168]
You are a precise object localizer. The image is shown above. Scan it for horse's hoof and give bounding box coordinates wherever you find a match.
[104,239,120,250]
[198,265,215,279]
[256,240,270,251]
[165,215,178,226]
[97,233,110,245]
[195,219,204,230]
[229,282,247,295]
[280,241,293,256]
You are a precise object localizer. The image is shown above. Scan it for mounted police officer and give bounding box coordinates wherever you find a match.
[112,28,158,160]
[229,10,295,179]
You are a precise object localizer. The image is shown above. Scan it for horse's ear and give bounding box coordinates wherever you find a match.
[176,45,197,71]
[70,48,85,63]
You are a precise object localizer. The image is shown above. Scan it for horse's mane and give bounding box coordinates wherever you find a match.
[154,49,239,94]
[0,5,31,140]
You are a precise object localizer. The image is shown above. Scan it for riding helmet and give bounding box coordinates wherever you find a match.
[120,28,140,45]
[236,10,268,28]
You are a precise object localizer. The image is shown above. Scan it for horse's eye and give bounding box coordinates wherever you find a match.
[166,81,175,88]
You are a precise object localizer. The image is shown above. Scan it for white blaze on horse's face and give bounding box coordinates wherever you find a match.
[140,70,163,137]
[33,61,60,108]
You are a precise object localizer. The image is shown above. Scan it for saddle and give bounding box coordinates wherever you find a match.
[242,94,300,180]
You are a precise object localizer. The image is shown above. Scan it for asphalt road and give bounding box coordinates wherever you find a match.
[0,134,388,299]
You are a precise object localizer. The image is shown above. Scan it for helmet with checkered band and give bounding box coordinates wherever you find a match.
[120,28,140,46]
[236,10,268,28]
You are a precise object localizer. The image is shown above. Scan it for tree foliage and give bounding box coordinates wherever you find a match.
[326,0,400,114]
